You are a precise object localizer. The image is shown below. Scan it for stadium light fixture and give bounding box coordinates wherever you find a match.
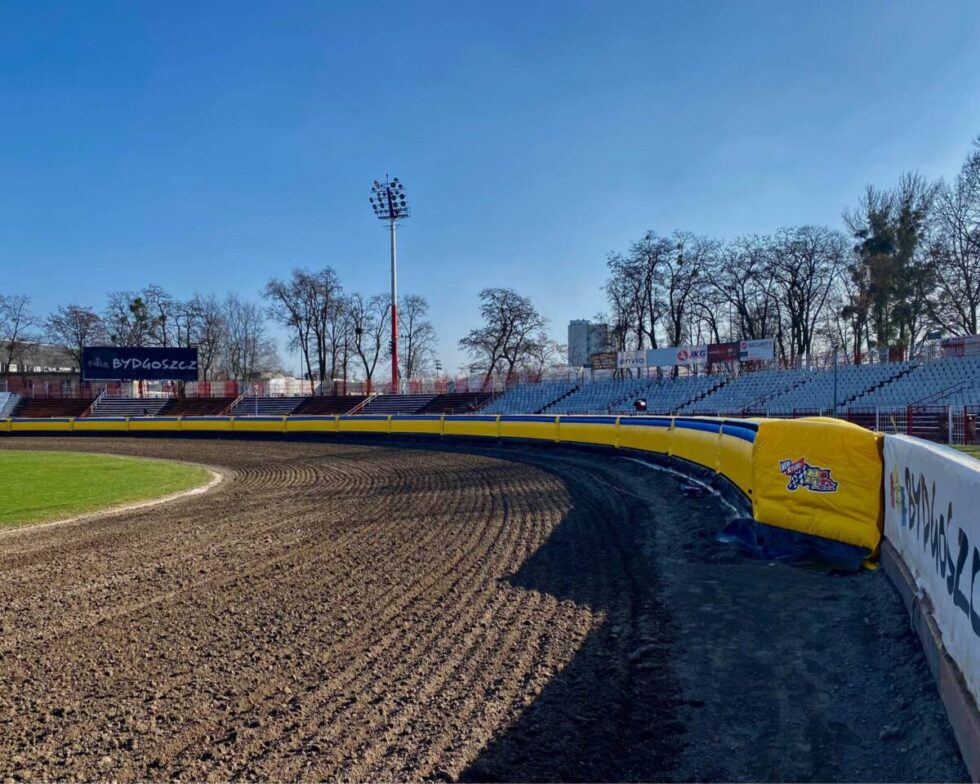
[369,175,411,392]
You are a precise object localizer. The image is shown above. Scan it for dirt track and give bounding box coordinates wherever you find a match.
[0,437,968,782]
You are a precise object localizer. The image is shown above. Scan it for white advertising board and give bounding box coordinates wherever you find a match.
[616,350,647,370]
[883,434,980,708]
[739,339,775,361]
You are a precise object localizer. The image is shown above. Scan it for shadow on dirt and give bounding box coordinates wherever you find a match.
[458,449,685,782]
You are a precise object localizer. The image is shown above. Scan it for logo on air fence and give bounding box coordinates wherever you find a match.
[779,458,839,493]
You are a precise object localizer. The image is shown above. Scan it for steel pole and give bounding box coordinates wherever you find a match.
[390,218,399,393]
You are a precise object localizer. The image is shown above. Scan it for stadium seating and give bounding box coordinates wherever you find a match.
[293,395,368,415]
[229,397,306,416]
[480,381,579,414]
[90,397,170,418]
[417,392,492,414]
[850,356,980,410]
[159,397,237,416]
[12,398,94,418]
[758,363,913,414]
[0,392,19,419]
[612,374,724,414]
[543,377,652,414]
[361,394,436,415]
[684,369,809,414]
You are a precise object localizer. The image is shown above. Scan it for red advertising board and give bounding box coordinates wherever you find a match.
[707,341,739,363]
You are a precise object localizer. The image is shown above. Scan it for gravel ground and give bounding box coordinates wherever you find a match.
[0,437,968,782]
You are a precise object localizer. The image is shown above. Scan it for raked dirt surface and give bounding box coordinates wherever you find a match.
[0,437,968,782]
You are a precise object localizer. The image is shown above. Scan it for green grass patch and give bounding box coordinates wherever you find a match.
[954,445,980,460]
[0,450,210,528]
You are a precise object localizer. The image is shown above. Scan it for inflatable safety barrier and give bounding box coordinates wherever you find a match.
[0,412,883,556]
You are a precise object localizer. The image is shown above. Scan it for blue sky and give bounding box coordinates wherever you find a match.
[2,1,979,375]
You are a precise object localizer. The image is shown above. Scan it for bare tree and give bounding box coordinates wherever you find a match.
[931,139,980,336]
[104,292,157,347]
[264,272,316,393]
[0,294,38,374]
[188,294,226,380]
[221,294,268,383]
[458,288,548,386]
[399,294,437,380]
[769,226,847,366]
[264,267,344,394]
[349,293,391,390]
[45,304,108,370]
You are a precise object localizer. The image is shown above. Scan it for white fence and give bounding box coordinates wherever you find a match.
[883,435,980,710]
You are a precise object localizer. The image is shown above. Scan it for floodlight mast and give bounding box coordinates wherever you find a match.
[369,176,410,393]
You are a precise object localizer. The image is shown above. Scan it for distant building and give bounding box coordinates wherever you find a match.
[567,320,611,367]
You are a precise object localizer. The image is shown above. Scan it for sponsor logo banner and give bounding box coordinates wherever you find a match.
[884,434,980,707]
[591,351,617,370]
[708,341,739,363]
[779,457,839,493]
[739,338,775,361]
[82,346,200,381]
[616,350,647,370]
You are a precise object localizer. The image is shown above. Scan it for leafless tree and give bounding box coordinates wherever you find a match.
[458,288,548,386]
[187,294,226,380]
[769,226,847,366]
[349,293,391,389]
[45,304,108,370]
[221,294,270,382]
[0,294,38,374]
[931,139,980,336]
[399,294,437,380]
[104,291,158,347]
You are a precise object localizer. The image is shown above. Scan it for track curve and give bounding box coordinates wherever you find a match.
[0,437,967,782]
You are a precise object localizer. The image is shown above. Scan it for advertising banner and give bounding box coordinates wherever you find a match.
[616,350,647,370]
[646,347,677,367]
[883,434,980,707]
[591,351,617,370]
[82,346,200,381]
[739,338,776,361]
[677,345,707,365]
[941,335,980,357]
[646,345,707,367]
[708,341,740,363]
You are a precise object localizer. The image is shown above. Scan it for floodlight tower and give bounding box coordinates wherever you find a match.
[369,176,410,392]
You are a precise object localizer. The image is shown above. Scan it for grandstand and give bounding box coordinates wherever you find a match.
[850,355,980,410]
[417,392,491,414]
[0,392,19,419]
[90,397,169,418]
[11,397,94,418]
[160,397,237,416]
[293,395,368,416]
[229,396,306,416]
[361,394,436,415]
[480,380,579,414]
[3,354,980,429]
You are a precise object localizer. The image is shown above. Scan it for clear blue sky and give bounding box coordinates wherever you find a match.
[2,1,979,375]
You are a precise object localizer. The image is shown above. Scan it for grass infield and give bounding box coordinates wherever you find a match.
[0,450,211,528]
[954,445,980,460]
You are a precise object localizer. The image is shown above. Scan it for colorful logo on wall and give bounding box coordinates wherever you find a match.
[779,458,839,493]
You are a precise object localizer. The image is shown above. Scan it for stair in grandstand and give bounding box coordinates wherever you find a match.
[293,395,368,415]
[840,363,917,408]
[159,397,237,416]
[417,392,492,414]
[360,394,437,415]
[90,397,170,418]
[479,381,579,414]
[536,383,580,413]
[11,398,95,418]
[0,392,20,418]
[229,396,306,416]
